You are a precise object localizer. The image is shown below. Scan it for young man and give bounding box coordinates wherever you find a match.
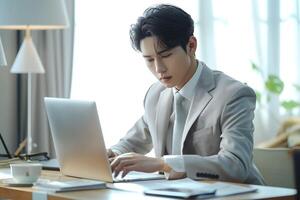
[108,4,265,184]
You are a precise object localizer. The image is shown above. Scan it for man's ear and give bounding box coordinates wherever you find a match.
[187,36,197,55]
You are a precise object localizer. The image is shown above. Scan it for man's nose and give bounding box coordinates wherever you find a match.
[155,59,167,73]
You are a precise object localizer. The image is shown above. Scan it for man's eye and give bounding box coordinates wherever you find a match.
[147,58,154,62]
[161,53,172,58]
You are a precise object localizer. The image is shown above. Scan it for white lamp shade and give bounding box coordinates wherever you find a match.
[10,35,44,74]
[0,36,7,66]
[0,0,69,30]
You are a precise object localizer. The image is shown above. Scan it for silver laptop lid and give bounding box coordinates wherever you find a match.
[44,97,113,182]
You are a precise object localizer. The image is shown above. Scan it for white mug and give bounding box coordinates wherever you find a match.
[10,163,42,184]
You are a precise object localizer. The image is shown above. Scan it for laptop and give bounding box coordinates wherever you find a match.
[44,97,164,183]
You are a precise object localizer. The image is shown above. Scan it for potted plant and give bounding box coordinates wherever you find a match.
[250,62,300,148]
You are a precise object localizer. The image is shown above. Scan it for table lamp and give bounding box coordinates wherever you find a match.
[0,0,69,153]
[0,36,7,66]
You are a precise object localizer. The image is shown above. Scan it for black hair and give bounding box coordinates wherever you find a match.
[130,4,194,52]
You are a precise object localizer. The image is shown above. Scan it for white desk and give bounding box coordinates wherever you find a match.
[0,169,296,200]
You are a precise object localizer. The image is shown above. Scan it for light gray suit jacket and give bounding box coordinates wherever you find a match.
[111,62,265,185]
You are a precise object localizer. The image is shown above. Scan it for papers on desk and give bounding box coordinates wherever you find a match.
[108,178,214,198]
[33,178,106,193]
[0,168,12,179]
[144,179,216,198]
[107,178,257,199]
[211,182,257,197]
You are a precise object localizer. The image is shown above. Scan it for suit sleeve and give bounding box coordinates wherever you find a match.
[175,86,256,182]
[110,116,153,155]
[110,86,154,155]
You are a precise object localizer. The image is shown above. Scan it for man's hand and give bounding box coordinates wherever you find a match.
[110,152,165,178]
[107,149,117,159]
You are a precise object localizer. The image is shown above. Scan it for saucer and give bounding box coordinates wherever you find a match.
[2,178,34,187]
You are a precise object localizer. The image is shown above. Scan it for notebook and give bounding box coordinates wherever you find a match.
[34,178,106,192]
[44,97,164,183]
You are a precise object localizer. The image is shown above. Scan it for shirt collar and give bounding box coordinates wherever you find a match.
[173,61,202,101]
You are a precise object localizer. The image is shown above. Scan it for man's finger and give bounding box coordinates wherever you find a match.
[121,165,138,178]
[106,149,114,158]
[121,169,129,178]
[113,159,135,174]
[114,170,120,178]
[111,155,136,170]
[111,157,121,172]
[109,157,115,163]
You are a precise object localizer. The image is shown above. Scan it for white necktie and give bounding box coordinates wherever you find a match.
[172,93,187,155]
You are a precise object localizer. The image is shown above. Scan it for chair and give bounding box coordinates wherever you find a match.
[253,147,295,188]
[293,149,300,199]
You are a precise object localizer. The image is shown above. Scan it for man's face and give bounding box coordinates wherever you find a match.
[140,36,197,90]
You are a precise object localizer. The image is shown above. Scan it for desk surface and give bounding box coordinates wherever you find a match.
[0,169,296,200]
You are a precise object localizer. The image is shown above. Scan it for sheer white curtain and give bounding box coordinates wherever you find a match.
[72,1,300,146]
[200,0,300,144]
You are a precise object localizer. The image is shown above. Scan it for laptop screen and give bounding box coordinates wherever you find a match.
[44,97,113,182]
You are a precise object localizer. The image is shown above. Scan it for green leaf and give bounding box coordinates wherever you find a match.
[251,62,261,73]
[265,75,284,95]
[255,91,262,104]
[293,84,300,91]
[281,100,300,111]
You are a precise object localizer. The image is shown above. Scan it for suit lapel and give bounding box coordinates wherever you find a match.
[154,88,173,157]
[181,64,216,152]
